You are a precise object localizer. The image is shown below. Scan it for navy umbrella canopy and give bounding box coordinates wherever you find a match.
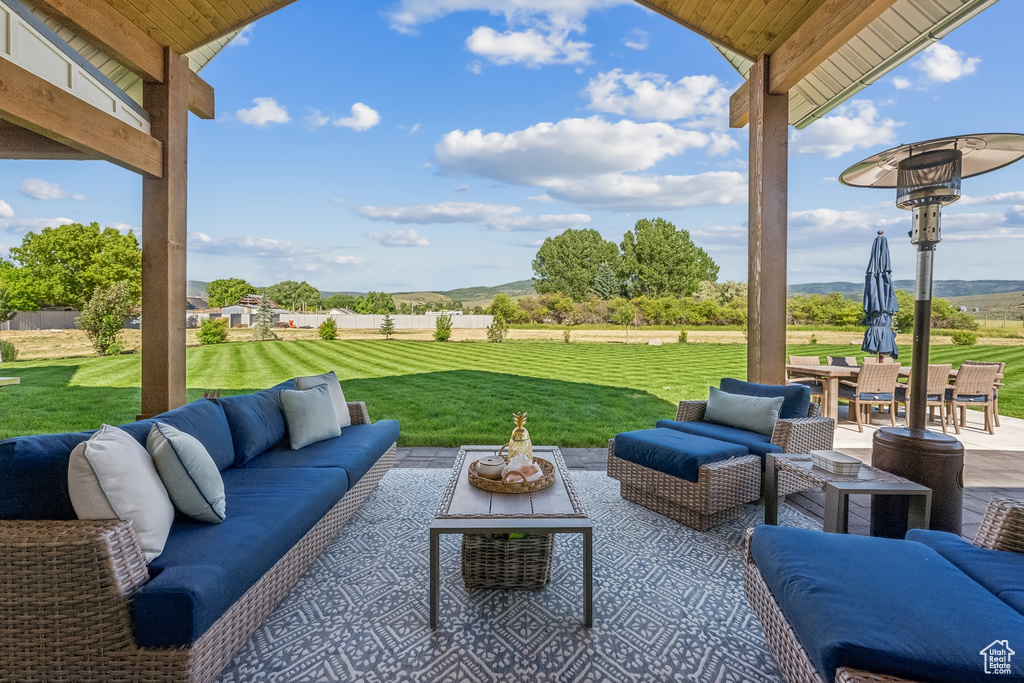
[862,231,899,359]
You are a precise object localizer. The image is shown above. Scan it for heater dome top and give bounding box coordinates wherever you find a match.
[839,133,1024,189]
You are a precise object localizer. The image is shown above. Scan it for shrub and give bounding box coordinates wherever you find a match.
[318,317,338,340]
[197,317,229,344]
[678,330,687,344]
[486,317,508,343]
[810,334,818,345]
[951,330,978,346]
[76,281,133,356]
[0,340,17,362]
[434,313,452,342]
[563,327,572,343]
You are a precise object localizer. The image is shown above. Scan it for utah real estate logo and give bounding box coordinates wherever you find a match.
[980,640,1015,675]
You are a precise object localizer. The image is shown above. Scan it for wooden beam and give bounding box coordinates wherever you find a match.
[729,0,897,128]
[0,120,89,160]
[27,0,164,83]
[188,71,215,119]
[746,55,789,386]
[0,56,163,176]
[140,47,189,418]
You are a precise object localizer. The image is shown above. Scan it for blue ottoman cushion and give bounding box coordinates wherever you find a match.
[613,428,748,482]
[656,419,783,459]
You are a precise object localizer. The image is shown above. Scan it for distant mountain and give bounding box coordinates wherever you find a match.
[437,280,536,302]
[789,280,1024,299]
[187,280,209,297]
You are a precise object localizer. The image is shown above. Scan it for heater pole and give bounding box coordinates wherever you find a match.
[908,243,934,431]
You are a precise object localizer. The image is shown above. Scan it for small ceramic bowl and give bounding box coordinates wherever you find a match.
[475,456,505,480]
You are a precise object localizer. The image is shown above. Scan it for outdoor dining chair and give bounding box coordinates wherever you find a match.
[787,355,823,406]
[961,360,1005,427]
[827,356,860,367]
[895,364,952,434]
[861,356,896,363]
[837,361,902,432]
[945,363,1000,435]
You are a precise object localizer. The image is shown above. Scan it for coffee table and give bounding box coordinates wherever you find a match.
[430,445,593,629]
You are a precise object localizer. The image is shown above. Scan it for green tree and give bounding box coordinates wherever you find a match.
[486,317,508,343]
[321,293,358,310]
[262,280,320,311]
[434,313,453,341]
[6,222,141,310]
[197,317,228,344]
[76,281,134,356]
[251,296,277,340]
[379,312,395,339]
[318,317,338,340]
[0,261,18,323]
[618,218,718,298]
[356,291,396,314]
[610,297,637,343]
[590,261,620,300]
[488,293,519,323]
[206,278,255,308]
[533,228,620,301]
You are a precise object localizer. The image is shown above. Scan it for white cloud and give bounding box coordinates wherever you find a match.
[584,70,730,123]
[542,171,746,211]
[19,178,83,200]
[188,233,362,270]
[528,194,554,202]
[0,215,75,234]
[708,132,739,156]
[466,18,591,67]
[358,201,589,231]
[306,110,331,127]
[235,97,290,127]
[958,191,1024,206]
[623,28,648,50]
[230,24,254,46]
[368,229,430,247]
[409,123,421,134]
[332,198,345,204]
[385,0,626,33]
[468,61,483,75]
[791,100,901,158]
[913,43,979,83]
[107,222,139,234]
[0,200,12,218]
[333,103,381,131]
[892,76,912,90]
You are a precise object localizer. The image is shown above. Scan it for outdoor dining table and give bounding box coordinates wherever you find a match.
[785,364,1003,421]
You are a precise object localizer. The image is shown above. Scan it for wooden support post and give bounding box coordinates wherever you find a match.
[747,55,789,385]
[140,48,189,418]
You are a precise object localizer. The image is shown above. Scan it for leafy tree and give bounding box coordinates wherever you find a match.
[894,289,979,332]
[0,340,17,363]
[6,222,141,310]
[590,262,620,300]
[321,293,359,310]
[696,280,747,305]
[398,302,412,314]
[76,281,134,356]
[379,312,395,339]
[486,317,508,343]
[609,298,637,343]
[618,218,718,298]
[0,261,18,323]
[488,293,519,323]
[197,317,228,344]
[262,280,320,311]
[206,278,255,308]
[356,291,396,314]
[318,317,338,340]
[434,313,453,342]
[251,296,277,341]
[533,228,620,301]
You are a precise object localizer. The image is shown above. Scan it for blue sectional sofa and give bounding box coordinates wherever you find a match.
[745,497,1024,683]
[0,379,398,683]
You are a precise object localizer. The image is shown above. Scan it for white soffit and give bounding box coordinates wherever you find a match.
[716,0,999,129]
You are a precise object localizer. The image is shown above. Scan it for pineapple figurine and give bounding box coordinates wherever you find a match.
[505,412,533,464]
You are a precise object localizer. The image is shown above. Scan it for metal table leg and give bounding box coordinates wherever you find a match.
[583,528,593,628]
[429,528,440,629]
[764,455,780,525]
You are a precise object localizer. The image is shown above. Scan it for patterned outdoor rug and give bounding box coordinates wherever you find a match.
[218,470,817,683]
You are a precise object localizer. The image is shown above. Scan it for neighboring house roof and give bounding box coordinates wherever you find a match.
[186,297,208,310]
[327,308,356,315]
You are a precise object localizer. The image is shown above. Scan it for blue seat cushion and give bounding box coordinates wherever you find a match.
[216,380,295,466]
[242,420,400,486]
[132,466,349,647]
[945,389,988,403]
[751,525,1024,682]
[837,385,894,402]
[613,428,747,483]
[0,430,96,519]
[719,378,810,419]
[656,419,782,459]
[894,386,941,402]
[907,529,1024,616]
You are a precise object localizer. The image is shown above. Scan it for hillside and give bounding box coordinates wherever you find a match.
[789,280,1024,299]
[947,290,1024,317]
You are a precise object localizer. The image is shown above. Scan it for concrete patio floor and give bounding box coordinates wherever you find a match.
[395,406,1023,540]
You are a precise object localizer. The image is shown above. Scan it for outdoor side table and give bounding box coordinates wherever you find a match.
[430,446,593,629]
[765,454,932,535]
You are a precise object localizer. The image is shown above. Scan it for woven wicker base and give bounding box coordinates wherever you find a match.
[461,533,554,590]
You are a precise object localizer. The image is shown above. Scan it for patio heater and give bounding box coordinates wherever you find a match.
[840,133,1024,536]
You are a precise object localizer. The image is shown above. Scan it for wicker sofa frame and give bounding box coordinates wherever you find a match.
[744,497,1024,683]
[607,400,835,531]
[0,401,395,683]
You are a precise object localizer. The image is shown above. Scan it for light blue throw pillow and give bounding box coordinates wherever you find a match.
[704,385,785,437]
[146,422,226,523]
[280,383,341,450]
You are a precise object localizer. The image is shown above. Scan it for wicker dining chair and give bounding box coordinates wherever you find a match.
[895,364,952,434]
[837,362,901,432]
[861,356,895,364]
[787,355,823,405]
[961,360,1005,428]
[945,363,1000,435]
[827,356,859,367]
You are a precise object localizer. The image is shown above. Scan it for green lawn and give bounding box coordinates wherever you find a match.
[0,340,1019,446]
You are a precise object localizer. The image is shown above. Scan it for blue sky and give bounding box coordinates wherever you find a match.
[1,0,1023,292]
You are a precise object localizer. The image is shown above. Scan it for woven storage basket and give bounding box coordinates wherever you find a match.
[461,533,554,590]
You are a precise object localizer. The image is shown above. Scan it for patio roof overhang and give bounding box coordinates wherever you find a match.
[0,0,1001,415]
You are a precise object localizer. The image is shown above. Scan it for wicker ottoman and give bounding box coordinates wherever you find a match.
[461,533,554,590]
[607,431,762,531]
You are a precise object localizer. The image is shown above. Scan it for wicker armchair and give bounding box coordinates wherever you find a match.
[745,497,1024,683]
[0,401,392,683]
[788,355,824,406]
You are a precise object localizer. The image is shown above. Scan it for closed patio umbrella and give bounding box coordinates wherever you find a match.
[862,230,899,360]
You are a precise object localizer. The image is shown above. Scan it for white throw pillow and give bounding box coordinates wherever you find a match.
[295,370,351,428]
[68,424,175,562]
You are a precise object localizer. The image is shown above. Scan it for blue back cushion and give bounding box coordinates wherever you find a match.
[0,431,95,519]
[751,525,1024,682]
[216,380,294,465]
[144,399,236,472]
[613,428,747,482]
[719,378,810,420]
[656,419,783,458]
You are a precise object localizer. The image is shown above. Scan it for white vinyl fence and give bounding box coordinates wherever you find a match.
[0,310,80,330]
[277,313,493,330]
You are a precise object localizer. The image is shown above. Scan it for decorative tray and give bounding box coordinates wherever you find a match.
[468,457,555,494]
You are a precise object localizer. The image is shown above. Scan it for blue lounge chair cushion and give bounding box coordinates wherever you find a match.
[216,380,295,465]
[242,420,400,487]
[907,529,1024,616]
[613,428,747,482]
[132,466,349,647]
[719,378,810,419]
[655,419,783,459]
[751,525,1024,682]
